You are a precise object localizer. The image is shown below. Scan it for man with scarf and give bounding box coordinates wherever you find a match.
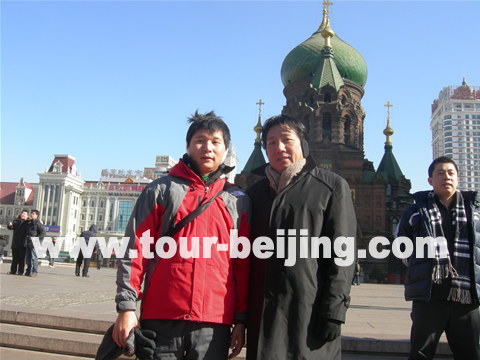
[397,156,480,360]
[246,114,356,360]
[112,111,250,360]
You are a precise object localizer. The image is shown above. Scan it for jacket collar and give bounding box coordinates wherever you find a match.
[170,155,233,187]
[251,155,316,177]
[413,190,480,207]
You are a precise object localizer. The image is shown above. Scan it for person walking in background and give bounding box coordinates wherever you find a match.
[0,235,7,264]
[352,260,361,285]
[48,237,57,268]
[397,156,480,360]
[76,224,97,277]
[95,246,103,270]
[24,210,45,277]
[246,114,356,360]
[7,209,29,275]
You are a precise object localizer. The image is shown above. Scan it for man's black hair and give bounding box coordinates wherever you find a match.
[428,156,459,178]
[31,209,40,216]
[261,114,308,151]
[186,110,231,149]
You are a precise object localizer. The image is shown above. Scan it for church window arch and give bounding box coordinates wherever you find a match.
[308,94,315,105]
[392,218,398,235]
[344,115,352,144]
[302,113,310,134]
[324,92,331,103]
[322,113,332,141]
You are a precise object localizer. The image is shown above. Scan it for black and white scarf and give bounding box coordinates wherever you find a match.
[427,191,472,304]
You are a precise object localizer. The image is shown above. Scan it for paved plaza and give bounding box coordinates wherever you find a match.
[0,260,454,359]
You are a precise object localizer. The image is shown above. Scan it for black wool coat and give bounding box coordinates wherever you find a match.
[246,156,357,360]
[7,218,28,249]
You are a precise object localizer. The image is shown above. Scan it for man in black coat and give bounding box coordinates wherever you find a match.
[246,114,357,360]
[76,224,97,277]
[24,210,45,277]
[7,209,29,275]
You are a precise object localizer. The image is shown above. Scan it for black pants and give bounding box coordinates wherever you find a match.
[409,300,480,360]
[10,247,26,274]
[141,319,230,360]
[75,252,90,276]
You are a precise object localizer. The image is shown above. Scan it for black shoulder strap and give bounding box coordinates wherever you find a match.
[165,182,230,238]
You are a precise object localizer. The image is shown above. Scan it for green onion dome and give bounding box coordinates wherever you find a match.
[281,15,368,88]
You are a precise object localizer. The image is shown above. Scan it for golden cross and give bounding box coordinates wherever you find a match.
[384,101,393,119]
[256,99,265,117]
[323,0,333,15]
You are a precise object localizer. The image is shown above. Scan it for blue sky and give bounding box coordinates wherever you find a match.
[2,0,479,193]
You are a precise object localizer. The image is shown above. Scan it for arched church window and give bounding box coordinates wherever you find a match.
[308,94,314,105]
[324,93,331,103]
[344,116,351,144]
[302,114,310,134]
[322,113,332,141]
[392,218,398,235]
[387,184,392,196]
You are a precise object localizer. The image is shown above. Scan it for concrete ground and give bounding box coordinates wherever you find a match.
[0,260,454,359]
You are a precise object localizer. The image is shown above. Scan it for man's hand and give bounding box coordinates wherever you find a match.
[228,322,246,359]
[316,318,342,342]
[112,310,139,348]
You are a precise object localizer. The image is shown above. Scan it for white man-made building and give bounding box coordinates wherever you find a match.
[431,78,480,190]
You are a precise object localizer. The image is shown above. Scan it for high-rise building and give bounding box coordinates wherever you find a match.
[431,78,480,190]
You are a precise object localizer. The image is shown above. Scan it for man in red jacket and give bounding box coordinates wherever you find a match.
[113,111,251,360]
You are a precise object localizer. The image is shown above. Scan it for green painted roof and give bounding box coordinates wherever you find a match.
[311,46,344,91]
[241,142,266,175]
[362,171,387,183]
[377,145,404,180]
[281,29,368,88]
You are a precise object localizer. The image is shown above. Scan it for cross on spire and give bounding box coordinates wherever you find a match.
[254,100,265,143]
[384,101,393,120]
[323,0,333,15]
[256,99,265,117]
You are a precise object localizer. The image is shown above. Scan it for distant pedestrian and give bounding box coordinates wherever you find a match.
[48,237,57,268]
[96,246,103,270]
[7,209,29,275]
[76,224,97,277]
[352,260,361,285]
[0,235,7,263]
[24,210,45,277]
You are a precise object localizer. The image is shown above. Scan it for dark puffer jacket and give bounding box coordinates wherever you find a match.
[24,218,45,248]
[80,224,98,246]
[397,190,480,303]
